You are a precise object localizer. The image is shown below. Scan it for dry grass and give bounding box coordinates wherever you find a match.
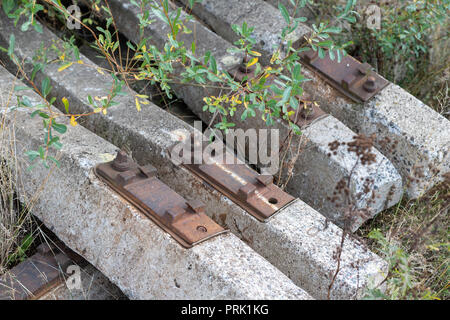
[358,179,449,299]
[306,0,450,300]
[0,80,39,274]
[0,113,27,272]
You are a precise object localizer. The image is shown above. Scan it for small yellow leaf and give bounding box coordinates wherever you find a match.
[99,153,116,162]
[182,25,192,34]
[102,108,107,115]
[247,57,258,68]
[97,68,105,75]
[249,50,261,57]
[70,116,78,127]
[58,62,73,72]
[270,50,280,64]
[136,94,149,99]
[62,97,69,113]
[93,108,102,114]
[135,97,141,112]
[77,60,84,64]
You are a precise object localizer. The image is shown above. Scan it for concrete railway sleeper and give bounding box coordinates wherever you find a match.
[94,150,227,248]
[0,65,313,299]
[0,18,387,299]
[106,0,403,231]
[258,0,450,198]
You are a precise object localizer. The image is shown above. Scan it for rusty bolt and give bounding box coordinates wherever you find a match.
[239,55,256,73]
[363,76,377,93]
[112,150,130,172]
[299,105,315,119]
[197,226,207,233]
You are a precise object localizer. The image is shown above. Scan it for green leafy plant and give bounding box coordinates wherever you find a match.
[6,233,34,267]
[311,0,449,111]
[352,0,448,84]
[364,227,447,300]
[1,0,355,167]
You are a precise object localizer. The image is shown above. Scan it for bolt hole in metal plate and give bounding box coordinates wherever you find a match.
[94,152,227,248]
[173,137,296,222]
[299,49,389,102]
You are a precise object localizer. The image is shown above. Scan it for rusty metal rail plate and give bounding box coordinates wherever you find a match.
[185,162,295,221]
[174,136,295,222]
[0,242,82,300]
[299,50,389,102]
[94,151,227,248]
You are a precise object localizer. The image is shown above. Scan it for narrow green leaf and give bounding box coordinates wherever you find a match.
[14,85,30,92]
[25,150,40,162]
[210,56,217,74]
[52,122,67,134]
[278,3,290,24]
[8,34,14,56]
[41,77,51,98]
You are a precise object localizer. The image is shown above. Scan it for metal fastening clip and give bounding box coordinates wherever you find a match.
[172,136,295,222]
[94,151,227,248]
[299,49,389,102]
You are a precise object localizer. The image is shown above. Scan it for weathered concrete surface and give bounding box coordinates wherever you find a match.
[285,116,401,229]
[214,198,387,299]
[0,19,388,299]
[222,1,450,197]
[39,264,128,300]
[105,0,403,230]
[299,67,450,199]
[177,0,310,65]
[0,66,312,300]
